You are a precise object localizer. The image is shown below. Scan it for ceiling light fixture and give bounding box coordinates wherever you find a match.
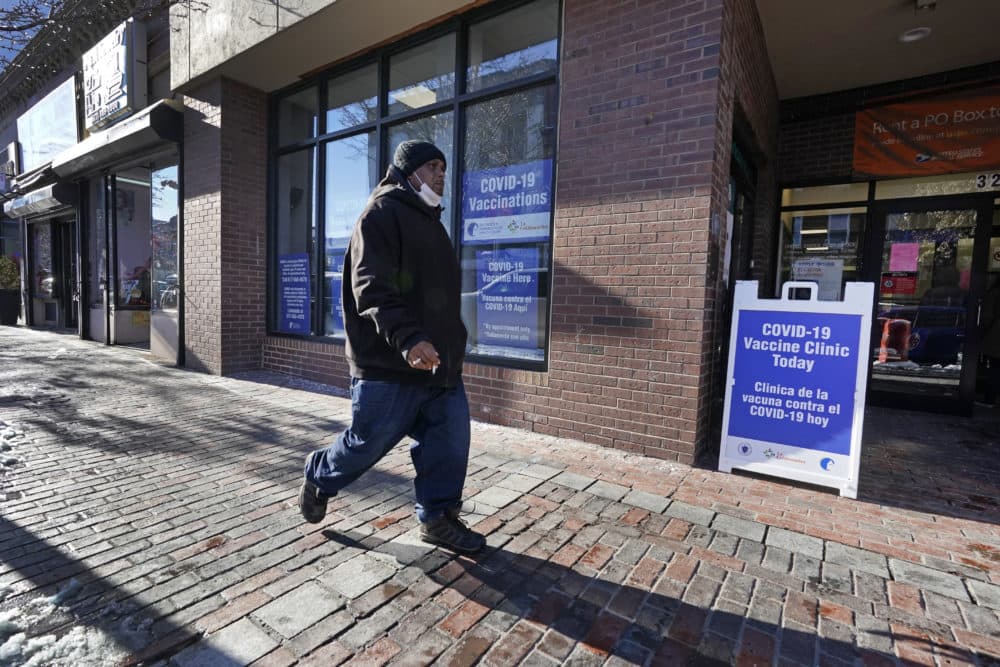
[899,26,932,43]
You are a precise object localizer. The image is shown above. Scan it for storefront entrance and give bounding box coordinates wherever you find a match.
[28,217,78,331]
[85,159,180,362]
[865,195,996,414]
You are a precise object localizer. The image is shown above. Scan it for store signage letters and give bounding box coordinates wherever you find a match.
[83,19,147,131]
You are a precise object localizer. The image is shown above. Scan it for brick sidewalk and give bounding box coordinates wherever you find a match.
[0,327,998,666]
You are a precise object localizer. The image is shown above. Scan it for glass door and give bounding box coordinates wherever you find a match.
[54,219,78,330]
[867,196,993,413]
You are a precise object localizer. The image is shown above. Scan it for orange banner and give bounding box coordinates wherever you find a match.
[853,86,1000,178]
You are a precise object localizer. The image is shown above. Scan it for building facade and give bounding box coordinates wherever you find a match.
[2,0,998,465]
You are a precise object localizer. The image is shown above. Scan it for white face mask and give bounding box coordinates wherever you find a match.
[413,173,443,208]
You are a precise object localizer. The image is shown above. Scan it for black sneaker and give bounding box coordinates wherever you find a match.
[420,514,486,554]
[298,452,329,524]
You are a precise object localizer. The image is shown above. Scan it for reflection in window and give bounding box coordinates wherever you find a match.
[389,34,456,115]
[466,0,558,92]
[151,165,179,312]
[116,171,152,308]
[32,223,53,298]
[388,113,455,219]
[324,133,377,337]
[459,85,557,362]
[278,86,318,147]
[327,65,378,133]
[275,150,317,334]
[780,208,866,301]
[88,178,107,309]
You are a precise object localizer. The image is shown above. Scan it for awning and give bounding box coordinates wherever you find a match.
[2,182,77,218]
[0,163,59,204]
[51,100,182,179]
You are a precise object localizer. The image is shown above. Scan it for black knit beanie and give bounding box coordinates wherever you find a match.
[392,140,446,176]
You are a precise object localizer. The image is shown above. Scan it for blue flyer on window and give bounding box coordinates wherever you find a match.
[462,159,552,244]
[476,247,539,349]
[727,310,862,455]
[278,253,310,334]
[325,250,346,333]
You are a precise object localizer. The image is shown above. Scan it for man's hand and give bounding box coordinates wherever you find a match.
[406,341,440,372]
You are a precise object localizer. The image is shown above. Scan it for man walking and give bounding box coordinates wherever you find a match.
[298,140,485,554]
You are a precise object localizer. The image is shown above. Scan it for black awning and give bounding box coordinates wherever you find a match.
[51,101,183,179]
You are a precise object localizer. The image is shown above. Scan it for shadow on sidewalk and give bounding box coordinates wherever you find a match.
[322,527,977,666]
[0,516,240,666]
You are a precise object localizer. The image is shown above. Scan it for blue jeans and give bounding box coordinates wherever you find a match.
[305,378,470,523]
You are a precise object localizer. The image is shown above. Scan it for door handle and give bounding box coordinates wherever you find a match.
[977,299,983,327]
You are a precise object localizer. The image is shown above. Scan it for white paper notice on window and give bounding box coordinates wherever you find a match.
[792,258,843,301]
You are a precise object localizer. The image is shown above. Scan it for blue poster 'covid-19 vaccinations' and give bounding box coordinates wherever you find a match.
[727,310,862,455]
[462,159,552,244]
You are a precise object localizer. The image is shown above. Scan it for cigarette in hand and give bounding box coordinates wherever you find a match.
[432,364,439,375]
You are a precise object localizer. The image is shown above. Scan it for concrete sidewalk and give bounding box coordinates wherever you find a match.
[0,326,998,667]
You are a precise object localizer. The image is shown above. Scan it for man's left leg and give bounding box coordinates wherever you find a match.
[409,380,485,553]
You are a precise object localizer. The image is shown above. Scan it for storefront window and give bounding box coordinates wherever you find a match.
[779,207,866,301]
[270,0,560,368]
[459,85,556,362]
[387,112,455,218]
[151,165,179,312]
[466,0,559,92]
[115,171,152,308]
[275,149,317,334]
[87,178,107,309]
[278,86,318,147]
[324,133,377,337]
[32,224,52,298]
[327,65,378,133]
[389,34,456,116]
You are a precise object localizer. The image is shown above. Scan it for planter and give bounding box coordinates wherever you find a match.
[0,289,21,326]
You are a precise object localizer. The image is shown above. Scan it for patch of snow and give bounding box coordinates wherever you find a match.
[0,583,147,667]
[0,599,55,638]
[0,626,130,667]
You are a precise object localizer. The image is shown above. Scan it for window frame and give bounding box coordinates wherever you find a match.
[267,0,562,372]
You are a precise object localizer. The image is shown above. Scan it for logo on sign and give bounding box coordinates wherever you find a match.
[820,458,835,471]
[738,442,752,456]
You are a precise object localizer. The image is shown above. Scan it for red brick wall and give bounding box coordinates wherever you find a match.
[183,80,223,374]
[468,0,727,463]
[777,113,855,185]
[219,79,268,374]
[183,77,268,375]
[698,0,778,452]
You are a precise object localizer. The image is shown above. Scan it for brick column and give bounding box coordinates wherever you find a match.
[182,77,268,375]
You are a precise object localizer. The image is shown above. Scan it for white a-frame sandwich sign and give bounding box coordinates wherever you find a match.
[719,281,874,498]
